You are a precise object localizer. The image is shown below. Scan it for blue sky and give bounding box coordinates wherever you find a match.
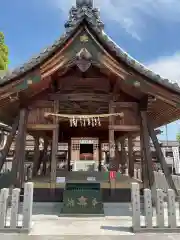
[1,0,180,140]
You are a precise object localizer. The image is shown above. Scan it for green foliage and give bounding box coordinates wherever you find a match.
[0,32,9,70]
[176,132,180,143]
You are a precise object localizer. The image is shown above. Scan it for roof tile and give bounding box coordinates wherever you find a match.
[1,1,180,94]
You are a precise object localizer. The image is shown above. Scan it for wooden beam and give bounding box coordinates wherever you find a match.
[30,100,53,108]
[100,48,180,106]
[124,128,162,143]
[114,102,138,109]
[49,93,112,102]
[27,124,57,130]
[0,114,19,171]
[147,118,179,195]
[109,125,140,131]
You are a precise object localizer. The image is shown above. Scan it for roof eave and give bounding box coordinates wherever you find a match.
[86,24,180,95]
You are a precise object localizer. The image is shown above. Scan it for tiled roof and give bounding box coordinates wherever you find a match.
[0,31,72,86]
[1,0,180,94]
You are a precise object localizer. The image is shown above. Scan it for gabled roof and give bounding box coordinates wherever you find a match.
[1,0,180,94]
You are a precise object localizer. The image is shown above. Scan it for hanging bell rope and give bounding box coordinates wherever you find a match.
[44,112,124,128]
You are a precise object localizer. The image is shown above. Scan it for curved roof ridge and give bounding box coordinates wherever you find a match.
[0,31,74,85]
[1,1,180,95]
[100,30,180,92]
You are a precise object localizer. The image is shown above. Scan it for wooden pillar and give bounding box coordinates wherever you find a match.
[14,108,28,188]
[0,114,20,171]
[140,126,149,188]
[32,136,40,176]
[109,101,116,196]
[109,100,115,169]
[128,136,134,177]
[140,110,154,189]
[68,139,71,171]
[98,140,102,172]
[147,119,178,195]
[139,96,154,190]
[50,100,59,195]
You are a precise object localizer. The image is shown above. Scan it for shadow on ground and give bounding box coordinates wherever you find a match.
[101,226,132,232]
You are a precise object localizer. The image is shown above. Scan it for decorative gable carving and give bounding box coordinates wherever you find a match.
[65,0,104,33]
[75,48,92,72]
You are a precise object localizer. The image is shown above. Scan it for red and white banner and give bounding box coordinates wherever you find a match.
[109,171,116,180]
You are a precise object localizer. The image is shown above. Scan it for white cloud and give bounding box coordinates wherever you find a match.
[48,1,180,84]
[50,0,180,40]
[147,53,180,83]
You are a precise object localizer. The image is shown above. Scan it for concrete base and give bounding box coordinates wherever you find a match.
[133,227,180,233]
[0,227,30,234]
[60,214,105,217]
[3,202,180,236]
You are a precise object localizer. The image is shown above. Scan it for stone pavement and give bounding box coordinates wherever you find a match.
[2,203,180,239]
[29,203,132,235]
[0,234,180,240]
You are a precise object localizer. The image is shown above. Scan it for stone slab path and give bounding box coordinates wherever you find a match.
[3,202,180,238]
[0,234,180,240]
[30,203,133,236]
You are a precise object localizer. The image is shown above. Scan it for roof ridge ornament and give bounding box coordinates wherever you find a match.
[65,0,104,33]
[76,0,93,8]
[75,48,92,72]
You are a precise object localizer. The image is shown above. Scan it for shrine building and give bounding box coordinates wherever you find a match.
[0,0,180,201]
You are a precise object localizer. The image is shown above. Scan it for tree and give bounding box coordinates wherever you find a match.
[176,132,180,144]
[0,32,9,70]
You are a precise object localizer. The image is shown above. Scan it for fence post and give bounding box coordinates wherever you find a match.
[22,182,34,229]
[10,188,20,229]
[156,189,165,228]
[167,189,176,228]
[144,188,152,228]
[131,183,140,230]
[0,188,9,229]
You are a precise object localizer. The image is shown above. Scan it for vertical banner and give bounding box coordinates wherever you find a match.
[109,171,116,180]
[172,146,180,174]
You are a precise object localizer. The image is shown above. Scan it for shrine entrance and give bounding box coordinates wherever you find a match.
[80,143,93,160]
[71,138,99,171]
[1,0,180,205]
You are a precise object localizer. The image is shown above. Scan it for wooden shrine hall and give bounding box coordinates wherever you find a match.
[0,0,180,201]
